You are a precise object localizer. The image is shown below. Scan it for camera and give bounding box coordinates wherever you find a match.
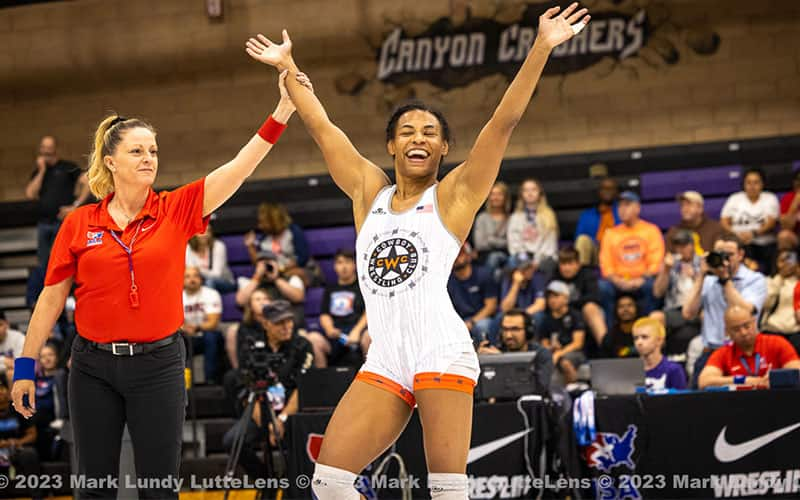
[706,251,730,269]
[240,338,284,389]
[265,260,277,275]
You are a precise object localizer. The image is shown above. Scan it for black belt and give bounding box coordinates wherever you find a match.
[85,332,180,356]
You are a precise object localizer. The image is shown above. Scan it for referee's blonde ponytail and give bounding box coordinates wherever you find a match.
[87,115,156,199]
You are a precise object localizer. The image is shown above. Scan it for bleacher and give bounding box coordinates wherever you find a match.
[0,135,799,494]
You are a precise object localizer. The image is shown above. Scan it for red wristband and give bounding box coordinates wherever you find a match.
[257,116,287,144]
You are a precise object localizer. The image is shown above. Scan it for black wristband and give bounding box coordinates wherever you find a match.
[718,277,730,286]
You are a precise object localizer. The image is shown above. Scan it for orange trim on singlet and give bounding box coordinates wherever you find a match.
[413,372,476,395]
[355,371,416,407]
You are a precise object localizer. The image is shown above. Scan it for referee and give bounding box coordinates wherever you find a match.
[11,70,312,499]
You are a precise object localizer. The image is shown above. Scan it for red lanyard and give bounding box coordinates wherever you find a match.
[108,220,144,308]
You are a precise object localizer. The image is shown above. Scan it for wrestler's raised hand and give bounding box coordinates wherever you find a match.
[536,2,590,50]
[246,29,293,69]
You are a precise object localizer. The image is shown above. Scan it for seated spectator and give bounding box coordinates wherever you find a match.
[683,233,767,386]
[447,243,498,344]
[182,266,224,384]
[664,191,723,255]
[236,250,306,329]
[33,342,68,461]
[477,309,553,394]
[507,179,558,275]
[538,281,586,384]
[602,294,641,358]
[0,311,25,375]
[186,223,236,294]
[0,382,41,496]
[307,249,368,368]
[225,288,271,369]
[698,305,800,389]
[223,301,313,481]
[721,168,779,274]
[547,246,607,347]
[633,318,687,390]
[244,202,309,269]
[598,191,663,320]
[778,169,800,251]
[473,181,511,271]
[574,176,619,266]
[652,229,702,355]
[760,250,800,354]
[499,252,546,316]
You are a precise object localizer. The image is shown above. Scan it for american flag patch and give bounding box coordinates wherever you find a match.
[416,204,433,213]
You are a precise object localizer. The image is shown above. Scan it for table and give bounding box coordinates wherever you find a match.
[286,400,548,499]
[586,389,800,499]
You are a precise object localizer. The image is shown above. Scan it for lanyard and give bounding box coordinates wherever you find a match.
[739,353,761,376]
[108,220,145,308]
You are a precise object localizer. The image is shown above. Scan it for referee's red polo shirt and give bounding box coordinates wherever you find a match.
[45,178,210,343]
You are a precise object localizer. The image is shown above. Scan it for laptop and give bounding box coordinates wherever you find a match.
[589,358,645,395]
[299,366,356,411]
[476,352,540,401]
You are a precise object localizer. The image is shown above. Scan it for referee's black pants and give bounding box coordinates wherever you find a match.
[69,334,186,499]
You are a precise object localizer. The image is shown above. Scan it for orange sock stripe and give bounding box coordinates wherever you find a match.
[355,371,416,407]
[413,372,476,395]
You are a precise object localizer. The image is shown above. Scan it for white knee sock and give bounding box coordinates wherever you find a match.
[311,463,360,500]
[428,472,469,499]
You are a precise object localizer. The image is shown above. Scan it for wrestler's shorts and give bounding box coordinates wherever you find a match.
[356,341,480,407]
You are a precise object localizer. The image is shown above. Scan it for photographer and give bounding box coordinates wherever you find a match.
[223,300,313,481]
[236,250,306,328]
[682,234,767,386]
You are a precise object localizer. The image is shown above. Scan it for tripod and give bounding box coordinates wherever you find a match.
[223,383,290,500]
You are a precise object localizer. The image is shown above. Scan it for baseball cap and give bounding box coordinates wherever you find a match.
[256,250,278,262]
[546,280,570,296]
[671,229,694,246]
[677,191,704,206]
[507,251,534,270]
[262,300,294,323]
[619,191,640,203]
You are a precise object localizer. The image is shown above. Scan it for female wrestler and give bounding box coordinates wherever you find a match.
[247,4,589,499]
[10,71,311,498]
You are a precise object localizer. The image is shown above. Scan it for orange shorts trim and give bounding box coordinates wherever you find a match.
[413,372,476,395]
[355,371,416,408]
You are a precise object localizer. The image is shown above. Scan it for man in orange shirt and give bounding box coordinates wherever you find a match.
[598,191,665,326]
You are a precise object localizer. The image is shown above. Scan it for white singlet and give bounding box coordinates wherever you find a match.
[356,184,479,393]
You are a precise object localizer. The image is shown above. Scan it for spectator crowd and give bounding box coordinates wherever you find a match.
[4,133,800,490]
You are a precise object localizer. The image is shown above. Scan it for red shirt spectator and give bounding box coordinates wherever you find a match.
[705,333,799,377]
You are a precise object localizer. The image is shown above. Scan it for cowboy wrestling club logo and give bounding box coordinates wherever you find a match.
[361,228,430,297]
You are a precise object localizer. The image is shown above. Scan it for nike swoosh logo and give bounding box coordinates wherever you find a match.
[141,224,155,232]
[467,429,532,464]
[714,422,800,463]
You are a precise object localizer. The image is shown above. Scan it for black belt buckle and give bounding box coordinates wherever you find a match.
[112,342,135,356]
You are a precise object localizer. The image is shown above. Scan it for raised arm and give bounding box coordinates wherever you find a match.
[246,31,389,215]
[202,71,309,217]
[439,4,590,235]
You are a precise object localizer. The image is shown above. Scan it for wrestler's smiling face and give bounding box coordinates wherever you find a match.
[388,110,449,180]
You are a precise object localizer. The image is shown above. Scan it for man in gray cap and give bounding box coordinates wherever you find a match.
[223,299,313,482]
[652,229,702,355]
[664,191,723,255]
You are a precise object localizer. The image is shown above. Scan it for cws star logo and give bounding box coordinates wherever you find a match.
[360,228,430,297]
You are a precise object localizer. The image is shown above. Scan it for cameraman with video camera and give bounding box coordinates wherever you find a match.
[223,300,313,482]
[682,233,766,387]
[236,250,306,328]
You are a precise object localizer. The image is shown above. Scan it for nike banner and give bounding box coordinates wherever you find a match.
[286,401,547,498]
[585,389,800,499]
